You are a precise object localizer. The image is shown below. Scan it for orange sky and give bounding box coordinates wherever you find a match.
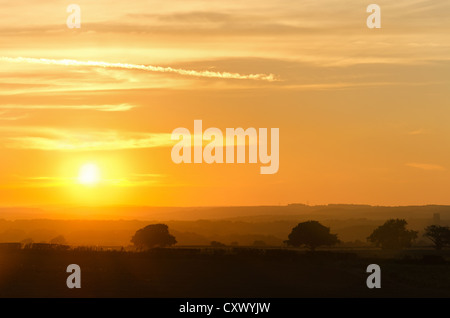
[0,0,449,207]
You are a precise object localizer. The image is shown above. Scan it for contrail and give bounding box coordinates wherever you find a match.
[0,56,277,81]
[0,103,135,112]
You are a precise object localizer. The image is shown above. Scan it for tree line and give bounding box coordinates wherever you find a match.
[131,219,450,251]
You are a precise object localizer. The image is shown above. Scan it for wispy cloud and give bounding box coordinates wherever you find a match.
[0,111,28,121]
[406,162,446,171]
[0,103,136,112]
[1,124,270,151]
[15,176,74,188]
[407,128,426,135]
[14,173,164,188]
[0,127,175,151]
[106,173,165,187]
[0,57,277,82]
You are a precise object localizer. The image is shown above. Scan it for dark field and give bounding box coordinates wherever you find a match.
[1,248,449,298]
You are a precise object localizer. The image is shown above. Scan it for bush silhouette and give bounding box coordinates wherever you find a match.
[131,224,177,250]
[424,225,450,250]
[50,235,67,245]
[367,219,418,249]
[284,221,339,251]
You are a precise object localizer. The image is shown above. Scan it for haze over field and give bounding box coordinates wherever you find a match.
[0,204,447,247]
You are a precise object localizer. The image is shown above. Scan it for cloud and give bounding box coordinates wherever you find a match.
[0,111,28,121]
[0,127,175,151]
[15,176,74,188]
[107,173,165,187]
[407,128,426,135]
[0,103,136,112]
[128,11,232,23]
[0,57,277,82]
[0,125,266,154]
[14,173,164,188]
[406,162,446,171]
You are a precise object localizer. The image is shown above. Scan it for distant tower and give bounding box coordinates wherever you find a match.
[433,213,441,225]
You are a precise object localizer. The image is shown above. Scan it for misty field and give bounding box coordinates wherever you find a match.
[0,247,449,298]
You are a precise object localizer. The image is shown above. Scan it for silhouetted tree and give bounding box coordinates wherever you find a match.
[367,219,418,249]
[50,235,67,245]
[284,221,339,251]
[424,225,450,250]
[131,224,177,250]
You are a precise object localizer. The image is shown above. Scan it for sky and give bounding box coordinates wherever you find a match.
[0,0,449,207]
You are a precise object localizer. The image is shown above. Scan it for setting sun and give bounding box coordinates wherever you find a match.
[78,163,101,186]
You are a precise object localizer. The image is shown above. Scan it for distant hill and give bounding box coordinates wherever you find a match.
[1,204,450,221]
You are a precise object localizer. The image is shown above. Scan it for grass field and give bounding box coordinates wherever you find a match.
[0,247,449,298]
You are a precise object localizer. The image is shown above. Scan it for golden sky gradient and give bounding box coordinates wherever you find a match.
[0,0,449,207]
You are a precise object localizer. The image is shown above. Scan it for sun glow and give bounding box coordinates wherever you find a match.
[77,163,101,185]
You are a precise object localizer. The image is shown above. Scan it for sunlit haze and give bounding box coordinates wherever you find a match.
[0,0,449,207]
